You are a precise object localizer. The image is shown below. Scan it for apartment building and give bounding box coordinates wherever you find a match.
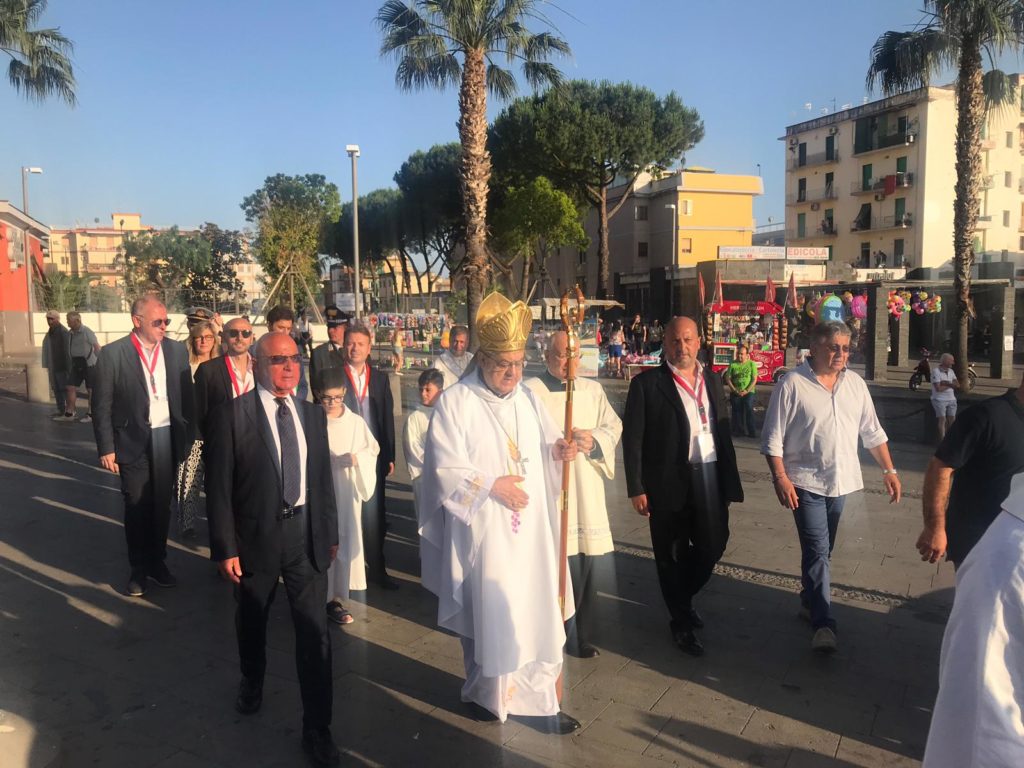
[783,75,1024,277]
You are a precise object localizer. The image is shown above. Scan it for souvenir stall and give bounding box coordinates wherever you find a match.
[702,299,787,383]
[367,312,446,370]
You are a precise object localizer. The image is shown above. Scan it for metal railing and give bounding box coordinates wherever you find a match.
[786,219,837,240]
[850,213,914,232]
[787,150,840,170]
[849,171,915,194]
[785,185,839,205]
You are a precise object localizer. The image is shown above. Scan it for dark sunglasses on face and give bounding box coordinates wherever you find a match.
[227,329,253,339]
[134,316,170,328]
[267,354,301,366]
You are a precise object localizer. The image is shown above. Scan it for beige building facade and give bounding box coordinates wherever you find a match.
[784,76,1024,277]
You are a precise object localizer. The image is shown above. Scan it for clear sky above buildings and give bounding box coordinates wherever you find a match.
[0,0,985,233]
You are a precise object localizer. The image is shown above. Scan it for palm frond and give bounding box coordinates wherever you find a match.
[523,60,562,91]
[395,51,461,91]
[524,30,571,61]
[982,68,1017,111]
[486,63,517,99]
[866,28,954,95]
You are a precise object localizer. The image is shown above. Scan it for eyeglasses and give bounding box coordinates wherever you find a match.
[135,316,170,328]
[266,354,301,366]
[319,395,345,405]
[226,329,253,339]
[487,357,526,372]
[826,344,851,355]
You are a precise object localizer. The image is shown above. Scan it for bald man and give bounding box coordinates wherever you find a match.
[622,317,743,656]
[92,295,195,597]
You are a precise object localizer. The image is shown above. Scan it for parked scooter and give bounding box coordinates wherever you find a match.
[910,348,978,390]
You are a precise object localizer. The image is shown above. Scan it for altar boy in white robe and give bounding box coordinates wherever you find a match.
[418,293,581,734]
[315,368,379,626]
[526,331,622,659]
[402,368,444,494]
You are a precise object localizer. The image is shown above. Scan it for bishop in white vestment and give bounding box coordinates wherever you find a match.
[417,294,581,734]
[525,331,622,658]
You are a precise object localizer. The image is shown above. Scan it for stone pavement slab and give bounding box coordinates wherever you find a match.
[0,391,953,767]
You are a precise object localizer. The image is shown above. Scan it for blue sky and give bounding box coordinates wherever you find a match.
[0,0,984,232]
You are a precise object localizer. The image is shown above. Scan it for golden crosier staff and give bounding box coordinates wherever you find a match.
[558,285,585,616]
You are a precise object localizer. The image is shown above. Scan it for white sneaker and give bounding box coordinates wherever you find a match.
[811,627,838,653]
[78,414,92,423]
[51,413,74,421]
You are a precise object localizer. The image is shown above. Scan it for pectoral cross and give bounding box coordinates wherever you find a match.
[508,439,528,476]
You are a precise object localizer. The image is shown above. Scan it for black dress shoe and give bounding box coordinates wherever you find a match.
[149,562,177,588]
[464,701,499,722]
[235,677,263,715]
[302,727,341,767]
[687,607,705,629]
[126,569,147,597]
[515,711,581,735]
[576,642,600,658]
[672,626,705,657]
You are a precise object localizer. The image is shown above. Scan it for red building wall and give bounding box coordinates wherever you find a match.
[0,221,45,311]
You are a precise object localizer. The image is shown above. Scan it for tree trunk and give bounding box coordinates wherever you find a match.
[953,39,983,388]
[597,186,611,299]
[458,48,492,347]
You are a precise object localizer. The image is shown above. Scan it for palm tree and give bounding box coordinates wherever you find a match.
[376,0,569,343]
[0,0,76,105]
[867,1,1024,387]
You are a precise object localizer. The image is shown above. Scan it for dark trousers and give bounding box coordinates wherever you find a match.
[564,553,604,652]
[792,489,846,631]
[730,392,756,437]
[648,463,729,629]
[235,513,332,730]
[49,369,68,413]
[362,464,389,579]
[119,426,173,571]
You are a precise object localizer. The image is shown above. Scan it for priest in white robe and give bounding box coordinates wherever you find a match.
[525,330,622,659]
[418,293,581,734]
[433,324,473,388]
[923,472,1024,768]
[315,368,379,625]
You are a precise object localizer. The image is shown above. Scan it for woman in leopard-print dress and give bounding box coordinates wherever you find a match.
[175,321,219,537]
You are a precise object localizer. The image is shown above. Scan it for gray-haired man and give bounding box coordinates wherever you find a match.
[761,321,900,653]
[930,353,959,441]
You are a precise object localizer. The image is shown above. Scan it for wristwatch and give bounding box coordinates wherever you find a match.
[882,469,898,475]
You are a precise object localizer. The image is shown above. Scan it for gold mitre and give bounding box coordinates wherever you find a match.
[476,292,532,354]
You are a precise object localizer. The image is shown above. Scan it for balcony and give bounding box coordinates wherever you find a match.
[851,213,914,232]
[981,174,995,190]
[785,185,839,205]
[853,131,916,155]
[787,150,840,170]
[976,215,994,230]
[786,218,838,240]
[849,172,915,195]
[980,136,997,150]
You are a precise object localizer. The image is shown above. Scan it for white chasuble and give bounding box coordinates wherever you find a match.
[525,375,622,557]
[417,374,573,721]
[326,408,379,602]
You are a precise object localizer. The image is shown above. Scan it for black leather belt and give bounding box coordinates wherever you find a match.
[277,504,304,521]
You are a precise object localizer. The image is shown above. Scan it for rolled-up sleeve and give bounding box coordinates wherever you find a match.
[760,382,788,457]
[857,381,888,449]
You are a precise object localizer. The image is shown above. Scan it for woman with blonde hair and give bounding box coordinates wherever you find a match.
[176,320,219,537]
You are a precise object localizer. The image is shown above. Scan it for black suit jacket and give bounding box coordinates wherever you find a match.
[309,342,346,392]
[342,364,395,467]
[623,363,743,512]
[204,390,338,573]
[193,355,235,439]
[92,334,194,466]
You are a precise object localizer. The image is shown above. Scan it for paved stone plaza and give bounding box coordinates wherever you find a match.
[0,390,953,767]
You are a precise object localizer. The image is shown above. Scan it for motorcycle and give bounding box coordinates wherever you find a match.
[910,349,978,391]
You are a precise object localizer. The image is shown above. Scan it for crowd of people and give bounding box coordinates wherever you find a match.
[66,292,1024,766]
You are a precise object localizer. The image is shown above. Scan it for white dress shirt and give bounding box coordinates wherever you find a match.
[135,335,171,429]
[347,364,369,414]
[760,361,888,496]
[257,384,307,506]
[667,361,717,464]
[227,355,254,398]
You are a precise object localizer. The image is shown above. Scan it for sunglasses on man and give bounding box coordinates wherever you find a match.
[226,329,253,339]
[134,316,170,328]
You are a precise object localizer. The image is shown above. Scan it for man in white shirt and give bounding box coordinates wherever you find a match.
[930,353,959,440]
[433,325,472,388]
[922,472,1024,768]
[761,321,900,653]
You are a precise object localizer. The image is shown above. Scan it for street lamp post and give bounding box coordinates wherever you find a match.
[21,166,43,313]
[665,203,677,321]
[345,145,361,320]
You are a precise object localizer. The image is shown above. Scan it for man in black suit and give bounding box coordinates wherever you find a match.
[92,295,195,596]
[308,305,349,399]
[623,316,743,656]
[193,316,254,438]
[204,331,340,767]
[341,322,398,589]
